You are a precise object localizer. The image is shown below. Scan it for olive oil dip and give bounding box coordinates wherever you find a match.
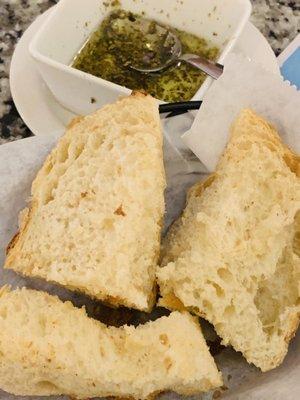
[72,10,219,102]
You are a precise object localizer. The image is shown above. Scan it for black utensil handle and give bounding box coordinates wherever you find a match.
[159,101,202,114]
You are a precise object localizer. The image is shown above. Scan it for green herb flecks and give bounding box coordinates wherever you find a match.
[72,10,219,102]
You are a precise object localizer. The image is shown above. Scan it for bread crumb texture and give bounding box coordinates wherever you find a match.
[0,287,222,399]
[4,94,166,312]
[158,109,300,371]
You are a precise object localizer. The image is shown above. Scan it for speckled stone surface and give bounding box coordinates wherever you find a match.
[0,0,299,143]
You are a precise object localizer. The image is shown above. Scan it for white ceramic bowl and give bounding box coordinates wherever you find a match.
[29,0,251,115]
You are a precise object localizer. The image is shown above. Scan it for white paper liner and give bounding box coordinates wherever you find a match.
[183,53,300,172]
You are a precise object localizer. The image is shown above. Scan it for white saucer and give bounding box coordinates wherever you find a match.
[10,7,280,137]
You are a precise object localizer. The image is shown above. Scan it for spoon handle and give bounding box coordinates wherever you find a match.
[159,101,202,114]
[180,54,223,80]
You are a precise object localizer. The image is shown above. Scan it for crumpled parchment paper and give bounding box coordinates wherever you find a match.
[183,53,300,173]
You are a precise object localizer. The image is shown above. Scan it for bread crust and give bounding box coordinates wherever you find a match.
[4,93,165,312]
[158,109,300,371]
[0,287,222,399]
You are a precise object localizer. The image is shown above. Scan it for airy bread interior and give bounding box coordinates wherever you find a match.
[4,93,166,311]
[158,109,300,371]
[0,286,222,399]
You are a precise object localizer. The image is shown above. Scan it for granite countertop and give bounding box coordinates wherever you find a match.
[0,0,299,144]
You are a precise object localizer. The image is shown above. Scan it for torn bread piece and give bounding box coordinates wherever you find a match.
[0,287,222,399]
[4,93,166,311]
[158,109,300,372]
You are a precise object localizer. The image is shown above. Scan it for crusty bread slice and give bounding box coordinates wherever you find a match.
[157,109,300,372]
[0,286,222,399]
[4,93,166,311]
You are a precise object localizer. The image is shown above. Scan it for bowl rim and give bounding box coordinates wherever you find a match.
[29,0,252,103]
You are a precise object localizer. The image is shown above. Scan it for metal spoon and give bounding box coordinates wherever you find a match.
[129,27,223,79]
